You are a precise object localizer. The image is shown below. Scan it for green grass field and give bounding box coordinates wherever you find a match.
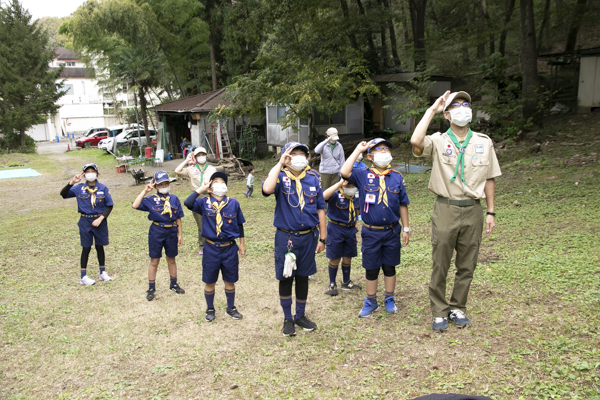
[1,113,599,399]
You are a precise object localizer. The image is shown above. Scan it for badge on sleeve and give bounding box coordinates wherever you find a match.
[367,173,375,179]
[475,144,484,154]
[365,193,377,204]
[338,193,344,199]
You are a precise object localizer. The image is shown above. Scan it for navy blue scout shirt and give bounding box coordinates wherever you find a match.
[190,196,245,241]
[346,166,409,226]
[66,182,114,215]
[327,190,360,225]
[262,169,326,231]
[136,193,184,223]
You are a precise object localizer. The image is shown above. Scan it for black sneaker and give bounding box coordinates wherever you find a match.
[283,319,296,336]
[226,306,243,320]
[205,308,216,322]
[170,283,185,294]
[295,315,317,331]
[341,280,362,290]
[146,288,155,301]
[327,283,338,296]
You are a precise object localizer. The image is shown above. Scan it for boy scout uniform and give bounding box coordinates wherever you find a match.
[415,129,502,318]
[136,190,184,259]
[66,181,113,247]
[326,188,360,260]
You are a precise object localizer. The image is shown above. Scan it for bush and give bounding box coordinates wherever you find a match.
[0,131,37,153]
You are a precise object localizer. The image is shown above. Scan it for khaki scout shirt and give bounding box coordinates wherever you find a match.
[414,130,502,200]
[180,164,217,190]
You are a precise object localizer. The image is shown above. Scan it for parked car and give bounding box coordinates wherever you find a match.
[75,131,108,148]
[123,128,157,147]
[78,126,109,140]
[98,124,141,151]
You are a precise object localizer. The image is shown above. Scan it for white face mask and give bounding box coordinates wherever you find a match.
[85,173,97,182]
[373,152,393,167]
[342,187,358,196]
[158,186,169,194]
[196,156,207,164]
[211,182,228,197]
[448,107,472,127]
[289,155,308,171]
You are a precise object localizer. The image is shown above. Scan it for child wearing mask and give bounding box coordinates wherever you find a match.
[132,171,185,301]
[184,172,246,322]
[340,139,410,318]
[175,147,216,255]
[61,163,114,286]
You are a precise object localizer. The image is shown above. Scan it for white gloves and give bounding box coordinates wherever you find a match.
[283,252,297,278]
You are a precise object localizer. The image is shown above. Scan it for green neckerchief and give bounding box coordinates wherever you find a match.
[446,127,473,184]
[195,163,208,185]
[327,142,336,151]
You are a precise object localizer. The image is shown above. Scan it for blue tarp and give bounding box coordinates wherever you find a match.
[393,164,432,174]
[0,168,43,179]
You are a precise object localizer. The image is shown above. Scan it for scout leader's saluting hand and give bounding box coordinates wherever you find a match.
[429,90,451,114]
[69,172,84,185]
[186,151,196,166]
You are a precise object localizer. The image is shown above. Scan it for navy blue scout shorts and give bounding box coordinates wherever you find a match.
[78,216,109,247]
[274,228,318,280]
[360,224,402,270]
[148,224,178,259]
[326,222,358,259]
[202,241,239,284]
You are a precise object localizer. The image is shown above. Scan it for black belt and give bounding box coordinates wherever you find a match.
[80,213,100,218]
[206,239,235,247]
[329,220,356,228]
[152,221,178,228]
[363,221,398,230]
[277,227,316,235]
[436,196,480,207]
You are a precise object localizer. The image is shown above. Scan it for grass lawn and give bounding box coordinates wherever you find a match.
[0,113,599,399]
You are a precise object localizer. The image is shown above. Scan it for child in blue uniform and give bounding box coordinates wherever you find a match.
[262,142,327,336]
[132,171,185,301]
[340,138,410,317]
[323,177,362,296]
[184,172,246,322]
[61,163,114,286]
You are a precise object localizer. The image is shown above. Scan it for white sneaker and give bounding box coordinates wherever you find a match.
[99,271,112,281]
[80,275,96,286]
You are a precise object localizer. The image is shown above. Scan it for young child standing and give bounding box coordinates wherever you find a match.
[132,171,185,301]
[323,178,362,296]
[184,172,246,322]
[61,163,114,286]
[340,139,410,317]
[262,142,327,336]
[244,167,255,198]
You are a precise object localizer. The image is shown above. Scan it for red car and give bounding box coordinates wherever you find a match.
[75,131,108,148]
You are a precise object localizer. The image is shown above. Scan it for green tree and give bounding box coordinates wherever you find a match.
[0,0,65,150]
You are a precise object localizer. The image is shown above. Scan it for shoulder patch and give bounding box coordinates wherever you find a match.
[306,169,320,178]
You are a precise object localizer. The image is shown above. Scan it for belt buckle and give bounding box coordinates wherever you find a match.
[458,200,469,207]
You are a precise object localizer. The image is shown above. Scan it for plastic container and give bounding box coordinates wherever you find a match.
[166,153,173,161]
[144,147,153,159]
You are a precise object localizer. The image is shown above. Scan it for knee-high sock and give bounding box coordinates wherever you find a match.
[225,288,235,309]
[328,262,339,284]
[81,247,91,276]
[295,276,309,318]
[279,278,293,321]
[205,289,215,309]
[341,262,351,284]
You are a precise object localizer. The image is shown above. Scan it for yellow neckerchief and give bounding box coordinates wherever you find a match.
[369,165,392,207]
[86,186,98,208]
[211,197,230,237]
[283,166,309,210]
[154,194,173,218]
[340,188,357,223]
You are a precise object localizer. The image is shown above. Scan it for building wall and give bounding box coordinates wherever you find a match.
[579,56,600,108]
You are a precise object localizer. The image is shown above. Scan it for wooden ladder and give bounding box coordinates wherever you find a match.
[220,128,232,158]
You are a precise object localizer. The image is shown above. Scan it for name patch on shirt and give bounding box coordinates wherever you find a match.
[475,144,484,154]
[365,193,377,204]
[310,187,316,191]
[97,191,104,195]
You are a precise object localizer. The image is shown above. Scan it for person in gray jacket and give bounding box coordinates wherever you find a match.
[314,127,345,190]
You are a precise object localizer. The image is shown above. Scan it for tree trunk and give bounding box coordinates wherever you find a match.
[377,0,389,68]
[401,1,411,53]
[339,0,359,49]
[499,0,516,56]
[519,0,540,121]
[537,0,551,54]
[139,86,150,145]
[209,30,218,91]
[20,124,25,147]
[409,0,427,70]
[565,0,587,51]
[476,4,486,58]
[356,0,379,67]
[381,0,401,68]
[479,0,495,55]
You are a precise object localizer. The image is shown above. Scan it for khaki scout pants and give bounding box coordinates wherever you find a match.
[429,199,483,318]
[320,173,339,191]
[192,212,206,251]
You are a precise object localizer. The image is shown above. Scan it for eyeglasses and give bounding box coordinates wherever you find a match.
[372,146,390,152]
[448,102,471,109]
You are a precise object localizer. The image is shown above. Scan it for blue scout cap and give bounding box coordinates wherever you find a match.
[281,141,309,156]
[367,138,393,153]
[210,171,228,185]
[153,171,170,184]
[82,163,98,173]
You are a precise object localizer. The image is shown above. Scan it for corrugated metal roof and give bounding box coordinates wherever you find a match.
[150,88,230,113]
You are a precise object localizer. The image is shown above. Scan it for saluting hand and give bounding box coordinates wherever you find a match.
[355,140,372,154]
[143,180,155,194]
[279,146,294,167]
[485,215,495,237]
[197,180,211,194]
[429,90,451,114]
[70,172,84,185]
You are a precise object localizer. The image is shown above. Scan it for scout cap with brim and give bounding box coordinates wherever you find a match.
[326,127,339,141]
[82,163,99,173]
[444,91,472,111]
[367,138,393,153]
[281,141,309,156]
[193,147,208,156]
[210,171,228,185]
[153,171,170,184]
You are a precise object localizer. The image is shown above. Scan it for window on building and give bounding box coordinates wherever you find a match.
[313,106,346,125]
[65,62,75,67]
[299,118,309,126]
[267,106,277,124]
[313,111,329,126]
[276,106,286,120]
[63,84,74,95]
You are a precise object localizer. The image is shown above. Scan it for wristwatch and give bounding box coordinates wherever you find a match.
[403,227,410,233]
[319,237,328,245]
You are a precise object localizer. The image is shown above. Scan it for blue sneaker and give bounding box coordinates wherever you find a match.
[358,298,378,318]
[384,296,398,314]
[432,317,448,332]
[448,309,471,328]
